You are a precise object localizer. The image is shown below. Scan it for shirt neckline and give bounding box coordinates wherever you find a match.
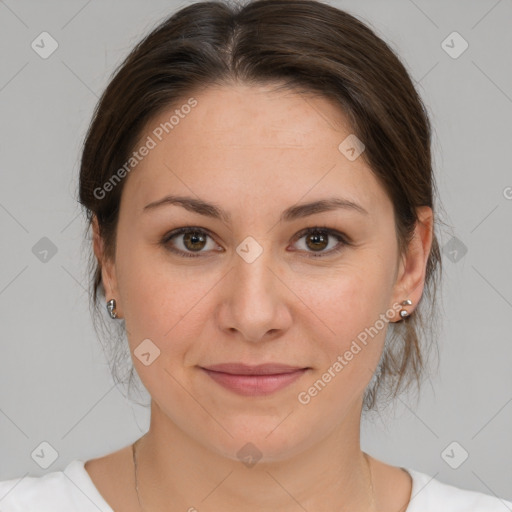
[70,459,424,511]
[401,466,435,511]
[65,459,114,512]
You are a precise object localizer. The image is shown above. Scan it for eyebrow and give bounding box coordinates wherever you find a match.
[143,194,368,223]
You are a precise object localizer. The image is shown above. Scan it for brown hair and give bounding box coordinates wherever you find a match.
[78,0,444,411]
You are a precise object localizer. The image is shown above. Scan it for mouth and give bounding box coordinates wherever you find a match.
[199,363,310,396]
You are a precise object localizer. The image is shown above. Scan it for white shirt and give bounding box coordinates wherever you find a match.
[0,459,510,511]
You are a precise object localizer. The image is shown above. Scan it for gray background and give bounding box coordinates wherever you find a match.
[1,0,511,503]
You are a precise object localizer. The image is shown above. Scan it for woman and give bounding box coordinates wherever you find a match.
[1,1,510,510]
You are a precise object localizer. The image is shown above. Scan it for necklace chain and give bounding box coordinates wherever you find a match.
[132,438,146,512]
[132,438,375,511]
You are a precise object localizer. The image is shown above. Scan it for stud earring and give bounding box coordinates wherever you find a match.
[399,299,413,319]
[106,298,117,319]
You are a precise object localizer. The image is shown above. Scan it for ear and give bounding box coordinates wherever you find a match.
[390,206,434,321]
[92,215,122,318]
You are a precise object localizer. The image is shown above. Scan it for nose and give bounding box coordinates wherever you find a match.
[216,240,292,343]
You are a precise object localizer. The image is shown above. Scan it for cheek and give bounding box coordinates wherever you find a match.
[115,248,208,399]
[293,272,392,413]
[296,259,394,370]
[116,243,216,354]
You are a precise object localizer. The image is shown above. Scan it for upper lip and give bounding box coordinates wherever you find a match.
[201,363,308,375]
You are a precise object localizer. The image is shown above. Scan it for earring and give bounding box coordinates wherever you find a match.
[106,298,117,319]
[399,299,413,319]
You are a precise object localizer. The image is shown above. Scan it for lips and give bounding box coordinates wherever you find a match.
[202,363,308,375]
[200,363,310,396]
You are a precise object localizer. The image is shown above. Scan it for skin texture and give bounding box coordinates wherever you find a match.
[88,83,433,512]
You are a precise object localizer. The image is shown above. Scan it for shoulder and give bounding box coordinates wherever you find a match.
[405,467,512,512]
[0,460,113,512]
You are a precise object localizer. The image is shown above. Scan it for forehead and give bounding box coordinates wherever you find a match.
[122,84,391,220]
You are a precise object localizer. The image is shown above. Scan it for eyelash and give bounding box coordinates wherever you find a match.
[161,226,350,259]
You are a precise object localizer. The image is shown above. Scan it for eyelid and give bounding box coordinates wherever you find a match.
[291,225,349,243]
[161,226,221,258]
[161,226,349,258]
[289,226,349,258]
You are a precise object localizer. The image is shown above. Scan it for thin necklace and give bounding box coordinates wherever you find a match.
[364,451,377,509]
[132,437,146,512]
[132,439,376,511]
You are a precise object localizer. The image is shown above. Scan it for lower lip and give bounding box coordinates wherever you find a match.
[201,368,308,396]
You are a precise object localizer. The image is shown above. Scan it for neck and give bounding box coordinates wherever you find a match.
[132,399,378,512]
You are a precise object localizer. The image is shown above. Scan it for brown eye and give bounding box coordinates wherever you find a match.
[292,227,349,258]
[161,226,349,259]
[305,230,329,251]
[162,227,219,258]
[182,231,207,251]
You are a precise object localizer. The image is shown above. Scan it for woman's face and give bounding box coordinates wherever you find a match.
[97,83,431,461]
